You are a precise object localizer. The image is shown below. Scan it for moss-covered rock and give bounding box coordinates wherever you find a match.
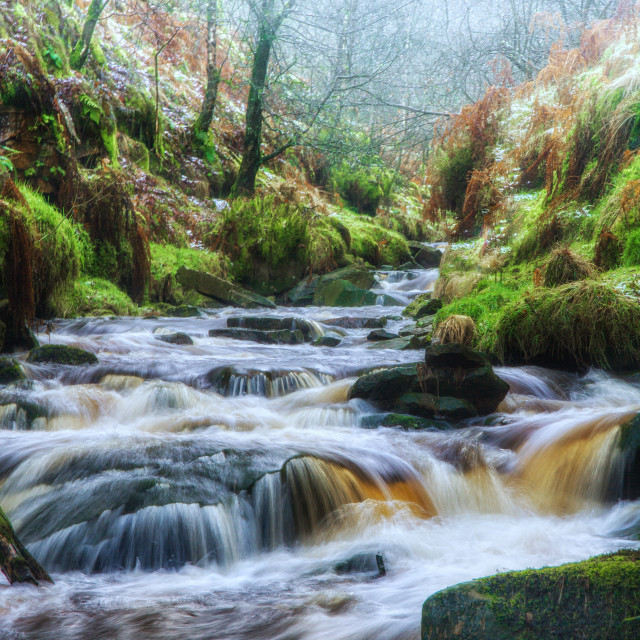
[380,413,450,431]
[313,280,379,307]
[402,293,432,318]
[27,344,98,365]
[421,551,640,640]
[157,332,194,346]
[0,357,26,384]
[408,242,443,268]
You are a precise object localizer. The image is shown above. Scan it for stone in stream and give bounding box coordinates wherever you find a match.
[164,304,204,317]
[613,412,640,502]
[421,550,640,640]
[0,506,53,585]
[157,332,194,346]
[0,358,26,384]
[324,317,387,329]
[27,344,98,365]
[209,328,306,345]
[176,266,276,309]
[367,329,399,341]
[402,294,442,319]
[407,241,442,268]
[286,266,376,306]
[314,335,341,347]
[350,344,509,419]
[226,316,320,340]
[367,336,414,350]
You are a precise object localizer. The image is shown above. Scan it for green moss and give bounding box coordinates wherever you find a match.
[492,279,640,369]
[51,278,138,317]
[27,344,98,365]
[422,551,640,640]
[150,242,227,284]
[0,357,26,384]
[622,229,640,266]
[330,162,385,215]
[17,184,91,314]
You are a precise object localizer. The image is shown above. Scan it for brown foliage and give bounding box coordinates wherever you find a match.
[543,247,596,287]
[434,315,476,347]
[594,231,623,270]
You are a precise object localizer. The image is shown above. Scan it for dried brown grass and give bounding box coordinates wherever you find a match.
[434,315,476,347]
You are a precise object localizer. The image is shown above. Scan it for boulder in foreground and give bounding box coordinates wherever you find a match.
[349,344,509,419]
[176,266,276,309]
[0,506,53,586]
[422,550,640,640]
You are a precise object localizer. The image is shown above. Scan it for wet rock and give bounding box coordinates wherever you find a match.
[421,550,640,640]
[27,344,98,365]
[209,328,306,345]
[367,337,414,350]
[0,358,26,384]
[286,266,376,306]
[157,332,194,346]
[0,506,53,585]
[408,242,442,268]
[380,413,450,431]
[164,304,204,317]
[403,294,442,319]
[615,413,640,501]
[176,266,276,309]
[324,317,387,329]
[314,336,341,347]
[313,280,379,307]
[402,293,431,317]
[334,552,380,576]
[247,258,307,297]
[367,329,399,341]
[350,346,509,419]
[227,316,319,340]
[408,333,432,349]
[396,393,477,420]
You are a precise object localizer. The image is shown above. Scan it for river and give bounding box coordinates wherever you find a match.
[0,262,639,639]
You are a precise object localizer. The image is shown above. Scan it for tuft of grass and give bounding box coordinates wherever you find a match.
[492,280,640,369]
[433,314,476,346]
[543,246,596,287]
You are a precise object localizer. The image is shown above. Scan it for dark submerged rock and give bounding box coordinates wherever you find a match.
[209,328,306,345]
[27,344,98,365]
[408,242,442,268]
[367,329,399,341]
[324,317,387,329]
[314,336,341,347]
[157,332,194,346]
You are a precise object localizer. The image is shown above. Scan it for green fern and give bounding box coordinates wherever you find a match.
[79,94,103,125]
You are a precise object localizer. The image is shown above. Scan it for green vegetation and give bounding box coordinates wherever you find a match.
[622,229,640,266]
[52,278,138,317]
[492,280,640,369]
[422,550,640,640]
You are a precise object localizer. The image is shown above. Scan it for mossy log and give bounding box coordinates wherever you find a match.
[0,506,53,586]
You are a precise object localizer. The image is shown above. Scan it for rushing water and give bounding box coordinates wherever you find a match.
[1,262,640,640]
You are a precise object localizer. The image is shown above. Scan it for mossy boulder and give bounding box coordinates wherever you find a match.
[27,344,98,365]
[421,551,640,640]
[350,345,509,419]
[0,358,26,384]
[403,293,432,318]
[367,336,414,350]
[176,267,276,309]
[313,280,379,307]
[367,329,399,341]
[408,242,443,268]
[314,335,341,347]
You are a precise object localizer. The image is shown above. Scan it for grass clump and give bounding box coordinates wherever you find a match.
[542,246,596,287]
[492,280,640,369]
[622,228,640,266]
[331,162,384,215]
[433,315,476,346]
[150,243,228,282]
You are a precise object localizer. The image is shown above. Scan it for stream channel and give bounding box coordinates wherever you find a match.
[0,257,639,639]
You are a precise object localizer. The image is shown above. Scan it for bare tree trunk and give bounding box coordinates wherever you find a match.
[193,0,221,139]
[0,507,53,586]
[70,0,109,70]
[234,0,290,195]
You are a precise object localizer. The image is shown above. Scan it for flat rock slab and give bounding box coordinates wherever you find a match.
[157,332,194,346]
[324,317,387,329]
[367,329,399,341]
[177,266,276,309]
[209,328,306,344]
[227,316,320,340]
